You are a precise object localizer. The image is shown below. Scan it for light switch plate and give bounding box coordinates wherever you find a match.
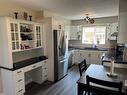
[125,80,127,87]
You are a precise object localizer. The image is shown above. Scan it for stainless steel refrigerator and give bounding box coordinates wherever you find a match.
[53,29,68,81]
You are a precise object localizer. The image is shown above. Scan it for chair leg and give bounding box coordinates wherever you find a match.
[84,91,86,95]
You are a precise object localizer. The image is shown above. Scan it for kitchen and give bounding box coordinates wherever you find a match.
[0,0,127,95]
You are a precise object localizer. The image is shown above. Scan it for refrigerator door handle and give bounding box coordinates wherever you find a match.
[59,60,65,63]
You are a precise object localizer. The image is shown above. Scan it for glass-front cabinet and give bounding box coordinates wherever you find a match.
[10,22,20,52]
[9,20,43,52]
[35,25,43,48]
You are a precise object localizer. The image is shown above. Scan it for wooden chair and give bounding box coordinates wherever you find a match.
[78,59,87,95]
[86,75,123,95]
[78,59,87,77]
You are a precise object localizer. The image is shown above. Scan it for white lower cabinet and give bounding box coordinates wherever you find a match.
[42,60,48,82]
[1,60,48,95]
[14,69,25,95]
[72,50,107,65]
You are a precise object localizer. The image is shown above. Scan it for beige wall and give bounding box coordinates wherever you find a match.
[0,0,39,20]
[0,1,42,94]
[69,16,118,48]
[71,16,118,26]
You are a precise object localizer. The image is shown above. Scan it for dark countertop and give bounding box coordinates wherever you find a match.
[102,53,127,64]
[68,46,108,51]
[13,56,48,70]
[0,56,48,71]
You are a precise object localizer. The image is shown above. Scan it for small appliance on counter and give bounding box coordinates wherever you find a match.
[115,44,125,59]
[123,48,127,62]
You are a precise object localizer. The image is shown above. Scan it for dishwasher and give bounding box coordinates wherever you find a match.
[68,50,73,68]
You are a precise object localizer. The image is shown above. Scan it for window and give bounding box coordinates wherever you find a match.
[82,26,106,44]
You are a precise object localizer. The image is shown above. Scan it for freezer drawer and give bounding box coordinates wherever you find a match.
[58,59,68,80]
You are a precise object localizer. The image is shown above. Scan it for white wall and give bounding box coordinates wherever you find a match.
[69,16,118,48]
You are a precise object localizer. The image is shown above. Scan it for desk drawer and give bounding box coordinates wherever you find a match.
[16,88,24,95]
[24,61,42,72]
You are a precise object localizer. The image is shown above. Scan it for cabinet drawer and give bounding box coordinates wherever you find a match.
[16,88,25,95]
[14,69,24,80]
[15,78,25,90]
[14,69,23,75]
[32,62,42,69]
[42,60,47,67]
[43,68,48,75]
[43,74,48,81]
[15,75,24,81]
[24,61,42,72]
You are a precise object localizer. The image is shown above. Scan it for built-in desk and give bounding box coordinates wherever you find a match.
[1,59,48,95]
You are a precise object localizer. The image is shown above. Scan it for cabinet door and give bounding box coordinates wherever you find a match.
[35,24,43,48]
[72,50,80,64]
[110,23,118,34]
[110,23,118,40]
[10,22,21,52]
[81,50,90,64]
[70,26,79,40]
[42,60,48,82]
[90,51,100,64]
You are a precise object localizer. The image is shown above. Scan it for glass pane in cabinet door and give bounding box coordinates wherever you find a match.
[11,33,15,41]
[16,42,20,49]
[38,40,41,46]
[12,42,15,50]
[15,24,18,32]
[15,33,19,40]
[10,23,14,31]
[36,27,38,33]
[38,34,40,39]
[36,41,38,47]
[38,27,40,32]
[37,35,39,40]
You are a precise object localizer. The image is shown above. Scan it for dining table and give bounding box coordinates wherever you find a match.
[77,64,127,95]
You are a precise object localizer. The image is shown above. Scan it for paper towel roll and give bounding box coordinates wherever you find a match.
[110,59,114,75]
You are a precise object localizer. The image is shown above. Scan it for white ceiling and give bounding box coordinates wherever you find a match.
[10,0,119,20]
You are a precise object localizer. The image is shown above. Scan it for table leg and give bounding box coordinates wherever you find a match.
[77,84,84,95]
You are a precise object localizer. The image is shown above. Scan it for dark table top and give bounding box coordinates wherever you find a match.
[77,64,127,94]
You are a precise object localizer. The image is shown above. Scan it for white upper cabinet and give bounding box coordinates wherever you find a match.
[3,17,43,52]
[109,22,118,40]
[118,0,127,43]
[69,26,81,40]
[34,24,43,48]
[110,23,118,35]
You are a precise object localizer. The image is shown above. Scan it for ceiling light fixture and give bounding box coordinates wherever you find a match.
[84,14,95,24]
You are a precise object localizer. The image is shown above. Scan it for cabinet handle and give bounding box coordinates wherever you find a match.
[17,71,22,74]
[98,55,100,58]
[18,79,23,82]
[33,65,36,68]
[88,54,91,57]
[18,89,23,93]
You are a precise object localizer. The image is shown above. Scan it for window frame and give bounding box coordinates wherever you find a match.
[81,25,106,45]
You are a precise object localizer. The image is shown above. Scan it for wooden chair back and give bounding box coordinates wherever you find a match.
[86,75,123,95]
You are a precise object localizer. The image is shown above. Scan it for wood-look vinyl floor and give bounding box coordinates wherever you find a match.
[25,66,80,95]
